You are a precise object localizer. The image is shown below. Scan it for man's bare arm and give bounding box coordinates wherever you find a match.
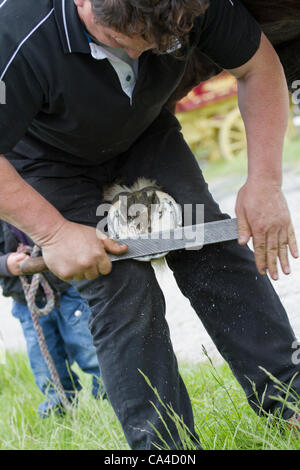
[227,33,299,280]
[0,155,65,241]
[0,155,127,280]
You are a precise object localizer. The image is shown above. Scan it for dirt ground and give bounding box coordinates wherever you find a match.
[1,162,300,364]
[160,162,300,363]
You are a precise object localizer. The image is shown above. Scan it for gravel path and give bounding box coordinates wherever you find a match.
[161,163,300,363]
[1,163,300,364]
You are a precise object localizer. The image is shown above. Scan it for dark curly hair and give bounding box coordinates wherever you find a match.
[90,0,209,54]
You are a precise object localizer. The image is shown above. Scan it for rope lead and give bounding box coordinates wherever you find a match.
[20,245,71,413]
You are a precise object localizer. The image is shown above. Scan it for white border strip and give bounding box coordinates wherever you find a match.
[0,8,54,80]
[62,0,71,53]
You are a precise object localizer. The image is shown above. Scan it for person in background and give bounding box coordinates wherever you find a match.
[0,221,104,418]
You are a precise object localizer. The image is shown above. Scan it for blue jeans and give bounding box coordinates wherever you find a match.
[12,286,102,417]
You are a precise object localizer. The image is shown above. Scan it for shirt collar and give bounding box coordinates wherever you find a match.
[80,27,108,60]
[53,0,181,57]
[89,42,110,61]
[82,27,135,63]
[54,0,90,54]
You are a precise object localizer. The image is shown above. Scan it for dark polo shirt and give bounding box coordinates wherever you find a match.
[0,0,261,176]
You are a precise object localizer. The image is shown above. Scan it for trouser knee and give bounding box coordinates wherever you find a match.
[76,260,164,350]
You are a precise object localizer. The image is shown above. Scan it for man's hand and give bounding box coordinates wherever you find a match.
[7,252,30,276]
[0,157,127,281]
[236,179,299,280]
[39,220,128,282]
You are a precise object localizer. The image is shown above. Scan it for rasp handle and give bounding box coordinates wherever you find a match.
[20,257,48,275]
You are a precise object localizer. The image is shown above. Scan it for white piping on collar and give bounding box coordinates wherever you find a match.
[0,0,9,9]
[62,0,72,52]
[0,8,55,81]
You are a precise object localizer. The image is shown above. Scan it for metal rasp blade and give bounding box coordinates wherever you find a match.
[109,218,238,262]
[19,218,238,274]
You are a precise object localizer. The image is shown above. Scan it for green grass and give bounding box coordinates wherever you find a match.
[197,134,300,184]
[1,352,300,450]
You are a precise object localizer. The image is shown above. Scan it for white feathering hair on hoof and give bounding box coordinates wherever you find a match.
[104,177,182,271]
[103,177,159,204]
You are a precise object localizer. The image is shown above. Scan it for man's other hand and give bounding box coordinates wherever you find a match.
[235,179,299,280]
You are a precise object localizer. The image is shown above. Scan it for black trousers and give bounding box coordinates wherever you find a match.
[19,111,300,449]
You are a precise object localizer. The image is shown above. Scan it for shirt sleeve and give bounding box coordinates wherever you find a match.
[0,51,44,154]
[0,254,13,277]
[0,223,12,277]
[194,0,262,70]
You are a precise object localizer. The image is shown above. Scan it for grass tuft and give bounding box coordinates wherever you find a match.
[1,352,300,450]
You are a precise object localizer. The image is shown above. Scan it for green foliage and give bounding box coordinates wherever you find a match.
[0,353,128,450]
[1,352,300,450]
[198,135,300,184]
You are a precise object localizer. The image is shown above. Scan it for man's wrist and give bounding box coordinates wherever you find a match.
[30,216,67,248]
[247,149,283,189]
[247,170,282,189]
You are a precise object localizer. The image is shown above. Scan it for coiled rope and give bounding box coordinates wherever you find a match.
[20,245,71,412]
